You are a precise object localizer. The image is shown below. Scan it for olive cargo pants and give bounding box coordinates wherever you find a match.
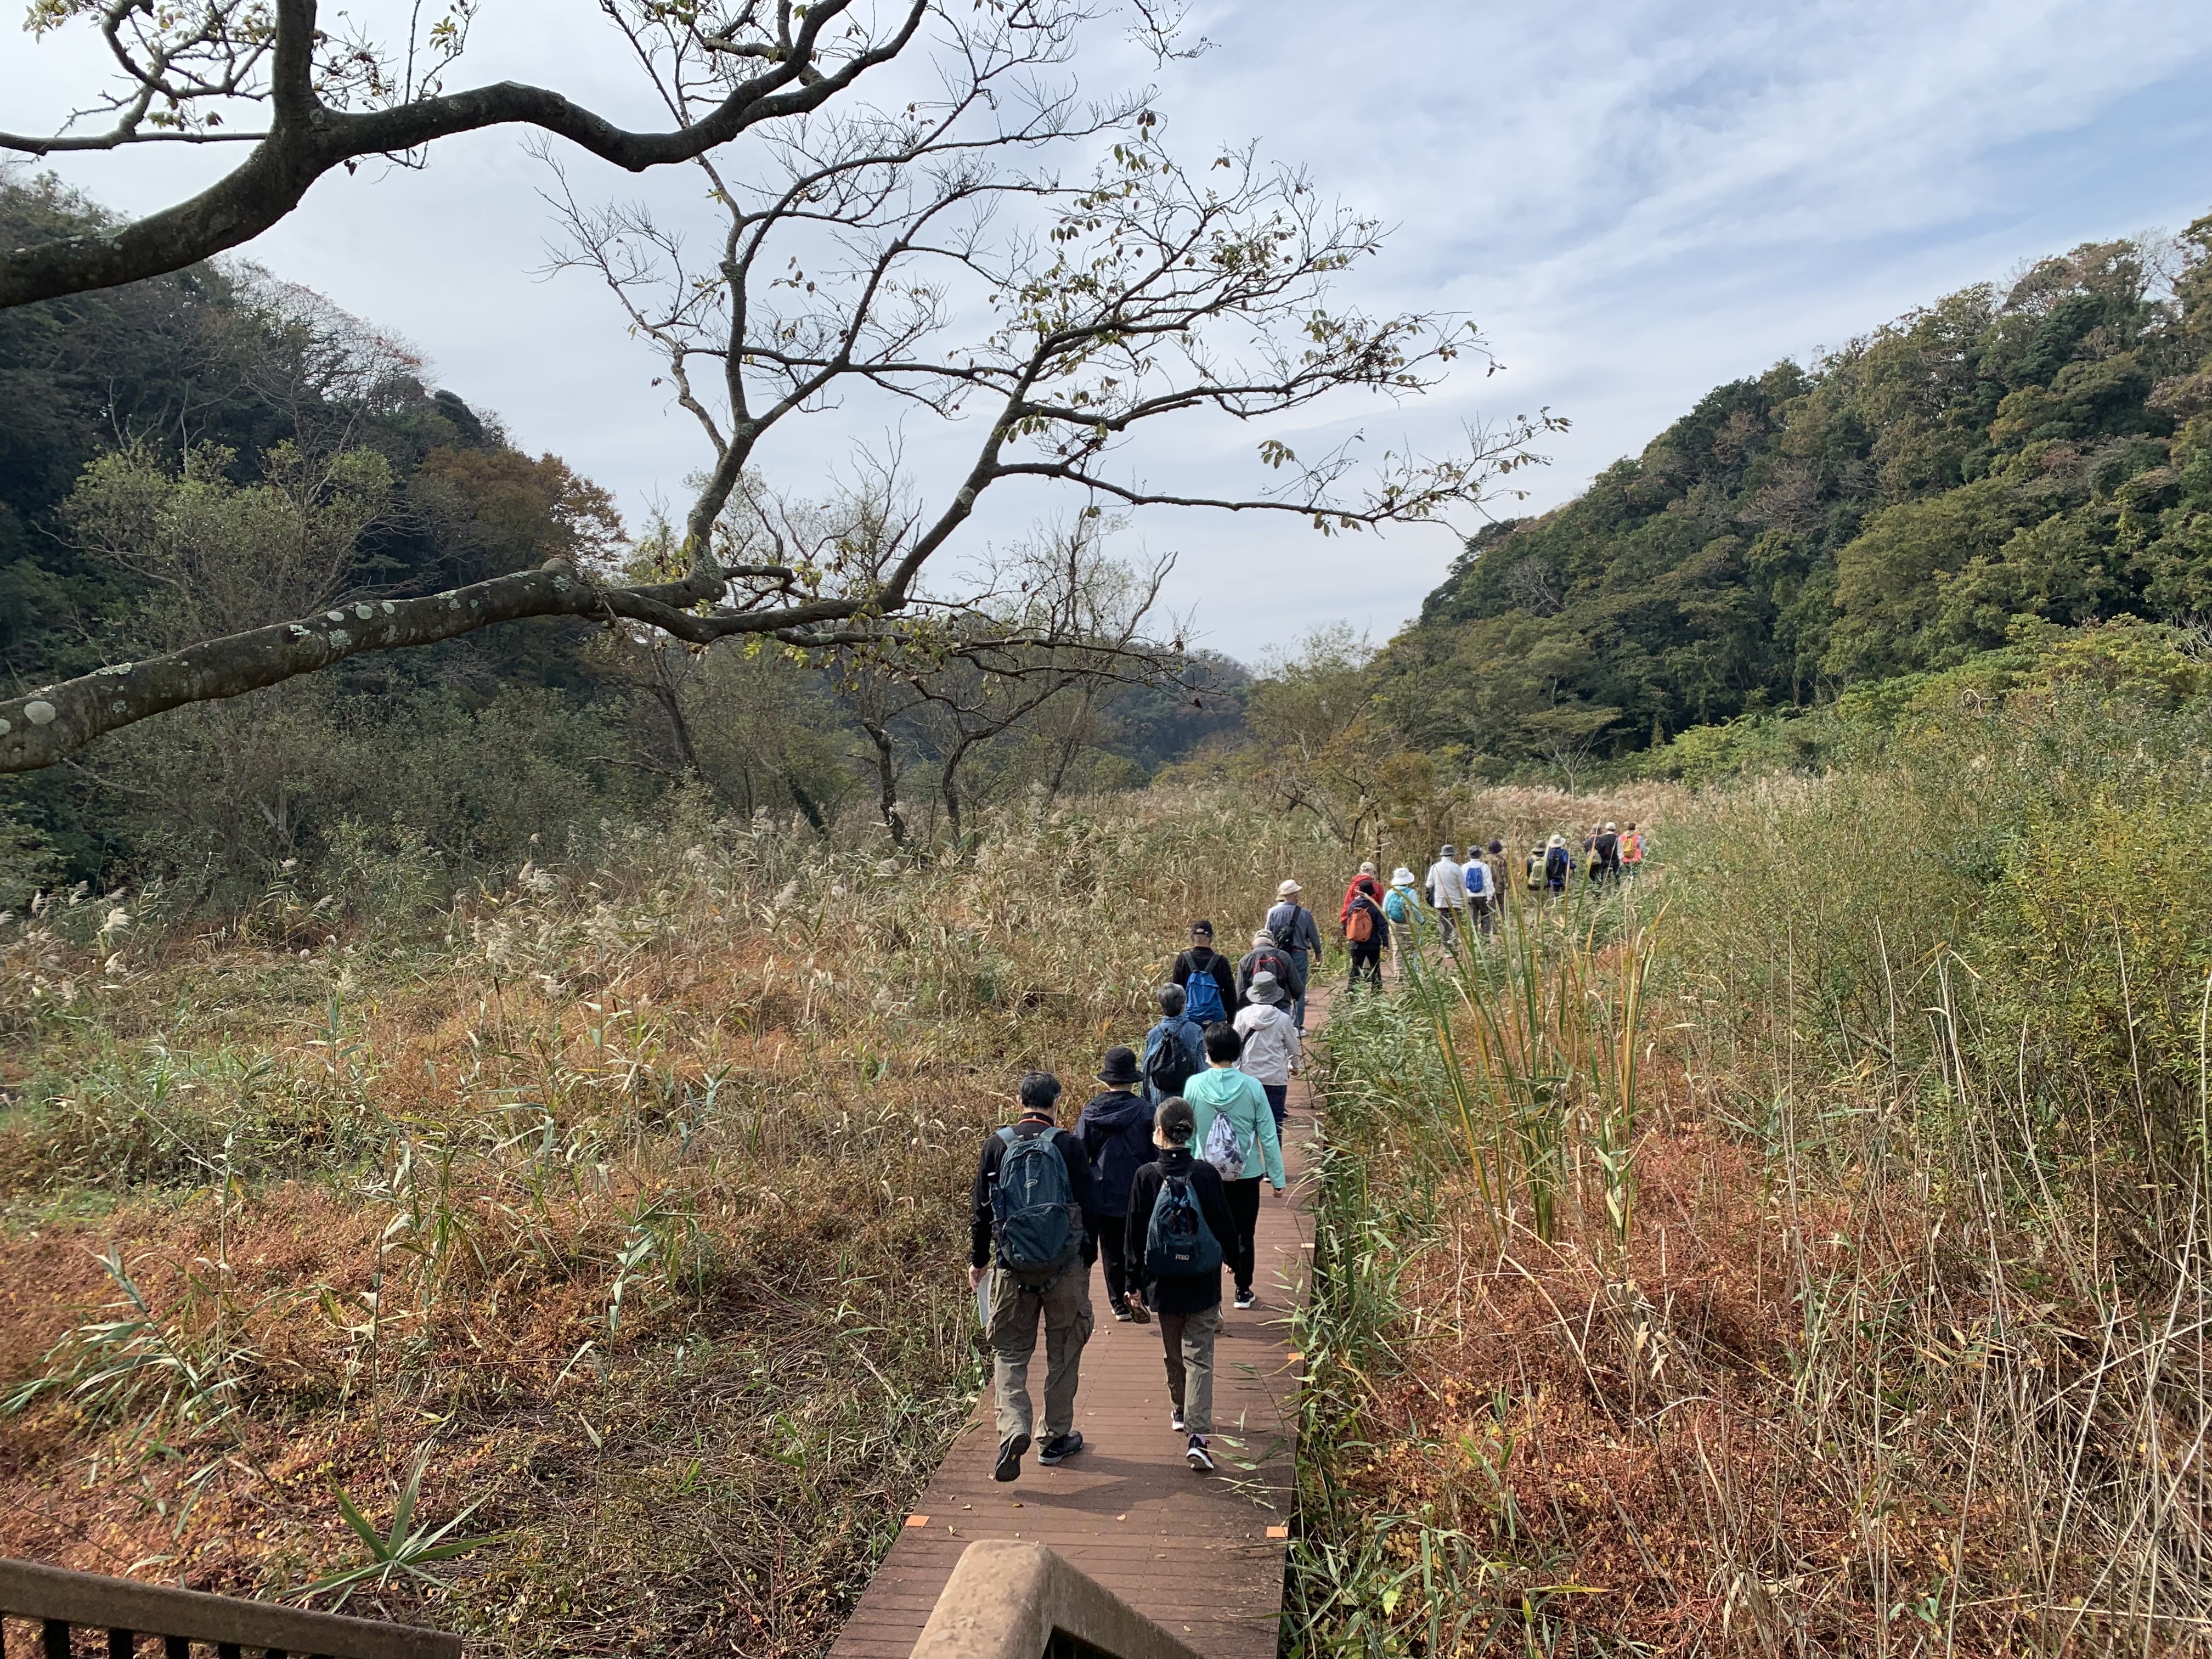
[988,1266,1094,1444]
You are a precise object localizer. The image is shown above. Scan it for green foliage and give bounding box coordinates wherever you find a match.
[1389,221,2212,768]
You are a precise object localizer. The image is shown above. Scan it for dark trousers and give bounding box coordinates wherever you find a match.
[1285,949,1310,1030]
[1224,1177,1261,1296]
[1348,944,1382,990]
[1088,1213,1131,1305]
[1470,896,1495,934]
[1262,1082,1288,1133]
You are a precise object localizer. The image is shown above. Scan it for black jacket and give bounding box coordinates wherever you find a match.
[1076,1088,1156,1217]
[1171,946,1242,1019]
[971,1118,1100,1269]
[1124,1148,1240,1315]
[1237,943,1305,1002]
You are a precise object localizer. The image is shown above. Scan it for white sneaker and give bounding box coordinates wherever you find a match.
[1186,1435,1214,1471]
[1171,1406,1186,1433]
[1234,1289,1257,1311]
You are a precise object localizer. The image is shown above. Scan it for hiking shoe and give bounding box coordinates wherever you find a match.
[1186,1435,1214,1472]
[1110,1299,1133,1323]
[1037,1431,1084,1466]
[1170,1406,1186,1434]
[1234,1288,1257,1311]
[994,1433,1030,1482]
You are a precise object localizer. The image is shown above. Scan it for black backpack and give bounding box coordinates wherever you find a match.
[1144,1026,1199,1099]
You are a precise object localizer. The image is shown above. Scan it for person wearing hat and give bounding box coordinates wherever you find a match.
[1425,843,1469,949]
[1077,1047,1158,1323]
[1233,970,1301,1135]
[1344,877,1389,991]
[1236,928,1304,1011]
[1383,865,1425,974]
[1339,861,1387,931]
[1263,879,1323,1031]
[1170,919,1240,1024]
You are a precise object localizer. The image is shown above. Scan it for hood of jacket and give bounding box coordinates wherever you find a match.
[1085,1090,1151,1132]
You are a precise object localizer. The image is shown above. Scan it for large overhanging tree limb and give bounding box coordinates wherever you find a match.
[0,0,926,307]
[4,0,1562,776]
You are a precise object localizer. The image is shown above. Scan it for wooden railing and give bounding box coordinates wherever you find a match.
[0,1559,459,1659]
[910,1542,1201,1659]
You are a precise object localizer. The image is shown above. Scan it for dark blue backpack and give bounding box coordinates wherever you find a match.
[991,1125,1081,1280]
[1182,966,1226,1024]
[1144,1172,1223,1278]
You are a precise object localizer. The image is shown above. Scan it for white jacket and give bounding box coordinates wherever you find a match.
[1233,1003,1301,1086]
[1426,857,1468,909]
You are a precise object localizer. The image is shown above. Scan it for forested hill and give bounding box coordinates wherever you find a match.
[1381,214,2212,764]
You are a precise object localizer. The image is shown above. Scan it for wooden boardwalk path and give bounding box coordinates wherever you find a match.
[829,993,1327,1659]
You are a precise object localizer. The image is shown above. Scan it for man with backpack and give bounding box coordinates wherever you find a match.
[1542,833,1572,897]
[1236,928,1305,1011]
[1462,844,1497,936]
[1140,985,1206,1107]
[1077,1047,1156,1324]
[1344,879,1388,991]
[1263,879,1323,1031]
[1589,822,1621,883]
[969,1071,1099,1482]
[1125,1096,1238,1472]
[1184,1023,1285,1311]
[1621,822,1646,874]
[1171,921,1239,1025]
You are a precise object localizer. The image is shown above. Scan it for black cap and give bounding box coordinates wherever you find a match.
[1098,1046,1141,1086]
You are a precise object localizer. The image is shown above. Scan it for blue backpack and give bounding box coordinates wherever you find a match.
[991,1125,1081,1281]
[1144,1172,1223,1278]
[1182,965,1226,1024]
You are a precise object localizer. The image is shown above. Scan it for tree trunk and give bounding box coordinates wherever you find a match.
[862,718,908,848]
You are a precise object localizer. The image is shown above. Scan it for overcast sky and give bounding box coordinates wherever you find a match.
[7,1,2212,660]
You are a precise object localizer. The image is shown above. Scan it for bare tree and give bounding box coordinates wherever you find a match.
[0,0,928,306]
[0,1,1557,776]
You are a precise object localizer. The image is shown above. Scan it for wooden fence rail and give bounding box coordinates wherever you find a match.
[0,1559,459,1659]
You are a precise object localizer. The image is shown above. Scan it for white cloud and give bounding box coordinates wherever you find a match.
[5,0,2210,657]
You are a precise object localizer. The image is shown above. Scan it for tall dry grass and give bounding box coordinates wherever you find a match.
[1293,691,2212,1657]
[0,785,1338,1655]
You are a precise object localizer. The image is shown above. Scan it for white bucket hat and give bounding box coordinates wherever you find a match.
[1277,878,1302,898]
[1391,866,1416,885]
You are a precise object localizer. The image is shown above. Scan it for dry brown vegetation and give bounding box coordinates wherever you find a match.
[0,791,1336,1655]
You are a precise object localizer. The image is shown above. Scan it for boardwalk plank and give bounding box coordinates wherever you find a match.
[826,989,1327,1659]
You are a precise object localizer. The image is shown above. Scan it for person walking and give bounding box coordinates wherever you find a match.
[1171,921,1240,1024]
[1125,1097,1237,1472]
[1264,879,1323,1031]
[1383,864,1424,975]
[1543,833,1572,898]
[1140,985,1206,1106]
[1591,822,1622,883]
[1344,879,1388,992]
[970,1071,1098,1482]
[1184,1023,1285,1311]
[1339,861,1387,930]
[1426,843,1469,949]
[1621,822,1645,874]
[1237,928,1304,1010]
[1462,843,1497,936]
[1232,970,1301,1135]
[1486,840,1510,920]
[1077,1047,1156,1324]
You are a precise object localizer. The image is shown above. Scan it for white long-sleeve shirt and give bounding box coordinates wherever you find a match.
[1233,1003,1301,1086]
[1426,857,1468,909]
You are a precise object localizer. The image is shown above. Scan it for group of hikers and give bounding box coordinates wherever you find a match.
[969,883,1319,1483]
[970,834,1650,1486]
[1338,820,1647,969]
